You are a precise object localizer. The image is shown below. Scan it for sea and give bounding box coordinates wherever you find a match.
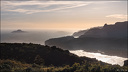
[1,29,127,66]
[1,29,73,45]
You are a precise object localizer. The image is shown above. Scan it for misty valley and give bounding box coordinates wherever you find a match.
[1,21,128,72]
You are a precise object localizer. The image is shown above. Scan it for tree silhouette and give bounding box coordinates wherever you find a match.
[34,55,44,65]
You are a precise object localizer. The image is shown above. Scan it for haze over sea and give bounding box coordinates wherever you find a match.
[1,29,73,45]
[1,29,127,66]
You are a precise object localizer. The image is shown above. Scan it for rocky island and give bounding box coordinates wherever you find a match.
[11,29,27,33]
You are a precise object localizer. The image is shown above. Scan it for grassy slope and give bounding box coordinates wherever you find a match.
[0,43,128,72]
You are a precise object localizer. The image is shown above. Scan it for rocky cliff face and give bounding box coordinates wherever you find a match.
[45,21,128,58]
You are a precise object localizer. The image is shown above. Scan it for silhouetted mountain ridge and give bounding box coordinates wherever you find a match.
[80,21,127,38]
[72,30,88,37]
[45,21,128,58]
[72,26,102,37]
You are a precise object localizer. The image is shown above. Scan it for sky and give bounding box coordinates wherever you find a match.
[1,0,127,31]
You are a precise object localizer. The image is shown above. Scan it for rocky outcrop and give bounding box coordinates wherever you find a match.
[124,60,128,66]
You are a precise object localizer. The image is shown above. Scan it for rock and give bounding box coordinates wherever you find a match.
[124,60,128,66]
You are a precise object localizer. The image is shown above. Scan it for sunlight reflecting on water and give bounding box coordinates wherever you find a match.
[70,50,127,66]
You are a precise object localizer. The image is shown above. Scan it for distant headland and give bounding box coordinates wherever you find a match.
[11,29,27,33]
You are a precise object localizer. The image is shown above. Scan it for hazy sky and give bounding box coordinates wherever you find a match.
[1,0,127,30]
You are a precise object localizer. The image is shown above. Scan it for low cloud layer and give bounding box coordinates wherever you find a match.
[106,14,127,19]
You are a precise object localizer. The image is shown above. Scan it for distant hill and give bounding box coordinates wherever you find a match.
[72,30,88,37]
[72,27,102,37]
[11,29,27,33]
[0,43,98,66]
[80,21,127,38]
[45,21,128,58]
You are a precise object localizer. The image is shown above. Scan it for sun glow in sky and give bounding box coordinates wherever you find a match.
[1,0,127,30]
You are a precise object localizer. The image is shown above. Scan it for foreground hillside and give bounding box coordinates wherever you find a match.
[1,43,87,66]
[0,59,128,72]
[45,21,128,58]
[0,43,128,72]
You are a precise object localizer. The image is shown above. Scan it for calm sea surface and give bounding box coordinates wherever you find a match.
[1,29,73,45]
